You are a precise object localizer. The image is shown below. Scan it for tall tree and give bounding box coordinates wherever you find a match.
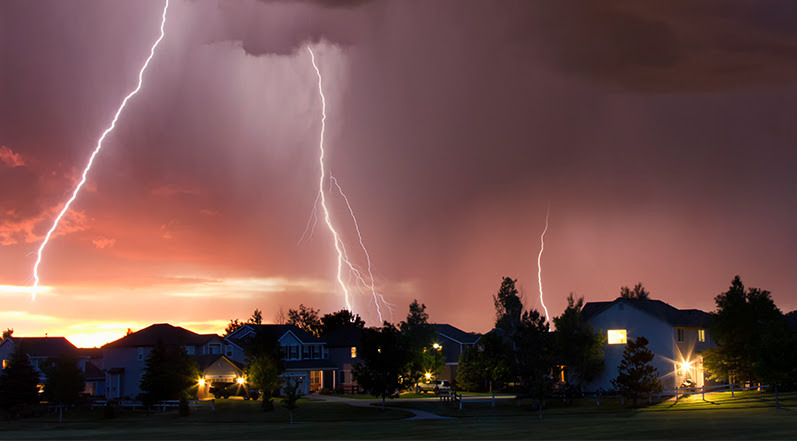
[287,304,323,337]
[620,283,650,299]
[139,340,200,407]
[515,308,555,419]
[494,277,523,336]
[250,309,263,325]
[398,300,437,386]
[553,294,605,388]
[1,328,13,340]
[243,328,285,410]
[320,309,365,335]
[753,317,797,408]
[224,309,266,337]
[456,332,512,406]
[352,324,411,409]
[611,337,662,408]
[42,355,85,422]
[0,344,40,417]
[703,275,782,384]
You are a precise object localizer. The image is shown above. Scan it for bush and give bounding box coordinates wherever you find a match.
[319,387,332,395]
[334,385,344,395]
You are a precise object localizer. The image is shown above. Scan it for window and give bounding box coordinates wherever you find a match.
[2,359,9,369]
[225,345,233,357]
[302,345,310,359]
[351,347,357,358]
[288,345,299,359]
[698,329,706,342]
[280,346,288,359]
[339,370,346,384]
[209,344,221,355]
[185,346,195,355]
[137,347,144,361]
[677,329,685,342]
[607,329,627,345]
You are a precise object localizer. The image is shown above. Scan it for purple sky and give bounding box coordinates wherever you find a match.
[1,0,796,346]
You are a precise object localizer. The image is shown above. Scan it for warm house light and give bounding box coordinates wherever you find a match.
[424,372,432,381]
[432,343,441,350]
[607,329,627,345]
[198,378,205,387]
[680,361,692,372]
[351,346,357,358]
[698,329,706,342]
[237,377,245,385]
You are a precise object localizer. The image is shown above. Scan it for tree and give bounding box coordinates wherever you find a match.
[398,300,437,386]
[320,309,365,335]
[752,317,797,408]
[611,336,662,408]
[494,277,523,336]
[243,328,285,411]
[703,276,782,384]
[515,308,555,419]
[224,319,243,337]
[456,331,512,406]
[281,377,303,424]
[287,304,323,337]
[0,344,40,417]
[352,324,411,409]
[1,328,13,341]
[41,354,85,422]
[620,283,650,299]
[250,309,263,325]
[139,340,200,408]
[224,309,266,337]
[553,294,605,388]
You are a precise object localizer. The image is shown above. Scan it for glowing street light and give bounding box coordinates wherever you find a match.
[237,377,245,385]
[424,372,432,381]
[432,343,441,350]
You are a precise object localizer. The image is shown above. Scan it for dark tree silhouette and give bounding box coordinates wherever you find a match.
[42,354,85,422]
[287,304,323,337]
[611,336,662,408]
[243,328,284,411]
[281,377,303,424]
[352,324,411,409]
[619,283,650,299]
[139,340,199,407]
[1,328,13,341]
[0,344,40,417]
[320,309,365,335]
[399,300,438,386]
[456,331,512,406]
[494,277,523,335]
[703,275,782,384]
[553,293,606,388]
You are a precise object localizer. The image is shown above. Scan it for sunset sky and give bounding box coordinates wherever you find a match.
[2,0,796,348]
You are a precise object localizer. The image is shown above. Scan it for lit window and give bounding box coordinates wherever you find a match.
[607,329,627,345]
[350,347,357,358]
[698,329,706,342]
[2,359,8,369]
[677,329,685,342]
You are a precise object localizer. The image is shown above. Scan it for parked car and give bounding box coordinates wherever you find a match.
[415,380,451,395]
[209,383,261,400]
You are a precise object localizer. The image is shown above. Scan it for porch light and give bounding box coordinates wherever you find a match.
[424,372,432,381]
[198,378,205,387]
[237,377,245,385]
[432,343,441,350]
[680,361,692,372]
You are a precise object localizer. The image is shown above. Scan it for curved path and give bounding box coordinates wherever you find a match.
[316,394,450,420]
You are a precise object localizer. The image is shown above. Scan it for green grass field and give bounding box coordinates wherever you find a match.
[1,391,794,440]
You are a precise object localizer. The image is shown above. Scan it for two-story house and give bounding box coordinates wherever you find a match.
[581,298,713,392]
[102,323,229,399]
[225,324,336,395]
[431,324,481,381]
[323,326,362,393]
[0,336,94,389]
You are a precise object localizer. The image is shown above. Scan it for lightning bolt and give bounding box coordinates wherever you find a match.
[31,0,170,300]
[307,45,390,323]
[537,206,550,321]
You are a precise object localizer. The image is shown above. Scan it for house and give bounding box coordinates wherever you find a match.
[581,298,713,392]
[225,324,336,395]
[430,324,481,381]
[323,327,363,393]
[195,354,246,400]
[0,336,101,395]
[101,323,228,400]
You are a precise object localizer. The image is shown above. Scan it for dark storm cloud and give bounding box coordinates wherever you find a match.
[532,0,797,92]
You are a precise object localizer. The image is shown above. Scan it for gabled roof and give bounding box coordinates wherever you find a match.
[195,354,245,372]
[581,298,710,327]
[322,327,363,347]
[102,323,219,349]
[84,362,105,380]
[226,324,323,348]
[3,337,78,357]
[432,324,481,345]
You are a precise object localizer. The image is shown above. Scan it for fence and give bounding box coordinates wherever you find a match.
[90,399,215,412]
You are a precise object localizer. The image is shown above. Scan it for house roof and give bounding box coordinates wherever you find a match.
[84,362,105,380]
[3,337,78,357]
[195,354,245,373]
[322,327,363,347]
[432,324,481,345]
[581,298,710,328]
[227,324,323,348]
[102,323,219,348]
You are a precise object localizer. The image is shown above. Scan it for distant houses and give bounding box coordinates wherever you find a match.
[0,297,725,398]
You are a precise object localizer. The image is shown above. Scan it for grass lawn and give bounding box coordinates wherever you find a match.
[1,392,794,439]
